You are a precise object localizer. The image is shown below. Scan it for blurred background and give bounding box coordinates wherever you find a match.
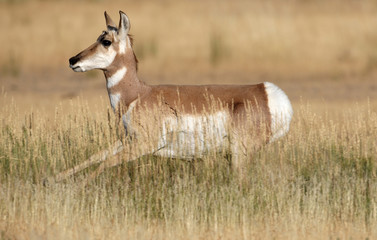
[1,0,377,113]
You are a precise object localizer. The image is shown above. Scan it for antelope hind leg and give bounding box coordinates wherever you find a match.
[80,151,125,187]
[47,140,124,183]
[81,144,160,186]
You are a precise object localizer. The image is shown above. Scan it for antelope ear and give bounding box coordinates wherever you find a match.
[104,11,117,31]
[118,11,130,39]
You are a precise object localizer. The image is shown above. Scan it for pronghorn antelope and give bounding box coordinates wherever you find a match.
[54,11,293,183]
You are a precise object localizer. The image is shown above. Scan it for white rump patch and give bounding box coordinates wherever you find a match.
[109,93,121,110]
[107,67,127,88]
[264,82,293,142]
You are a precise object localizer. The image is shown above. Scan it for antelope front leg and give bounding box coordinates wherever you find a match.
[49,140,124,183]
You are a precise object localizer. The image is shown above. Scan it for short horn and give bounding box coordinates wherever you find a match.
[104,11,117,31]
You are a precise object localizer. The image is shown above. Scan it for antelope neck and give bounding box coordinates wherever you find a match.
[104,55,149,109]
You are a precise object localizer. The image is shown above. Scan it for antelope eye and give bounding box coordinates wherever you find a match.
[102,40,112,47]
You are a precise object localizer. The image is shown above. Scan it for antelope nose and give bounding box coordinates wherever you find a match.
[69,56,78,66]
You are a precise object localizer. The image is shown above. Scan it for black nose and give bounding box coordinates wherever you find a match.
[69,56,79,66]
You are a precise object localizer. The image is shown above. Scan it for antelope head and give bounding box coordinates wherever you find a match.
[69,11,131,72]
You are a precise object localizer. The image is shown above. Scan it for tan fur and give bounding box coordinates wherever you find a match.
[72,10,273,151]
[60,11,287,185]
[102,40,271,140]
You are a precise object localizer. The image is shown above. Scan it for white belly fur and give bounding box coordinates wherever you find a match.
[123,102,230,159]
[157,112,230,158]
[121,82,293,159]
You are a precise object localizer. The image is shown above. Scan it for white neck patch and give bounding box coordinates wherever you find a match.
[119,39,127,54]
[109,92,121,110]
[118,36,132,54]
[107,67,127,89]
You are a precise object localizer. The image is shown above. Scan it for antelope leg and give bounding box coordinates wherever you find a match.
[81,145,158,186]
[53,140,124,182]
[80,151,124,187]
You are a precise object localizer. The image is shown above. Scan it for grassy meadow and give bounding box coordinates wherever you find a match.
[1,0,377,239]
[1,91,377,239]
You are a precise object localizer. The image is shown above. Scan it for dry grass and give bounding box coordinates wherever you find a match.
[1,96,377,239]
[1,0,377,239]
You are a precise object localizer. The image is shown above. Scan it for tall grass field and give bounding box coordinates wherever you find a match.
[1,0,377,239]
[1,97,376,239]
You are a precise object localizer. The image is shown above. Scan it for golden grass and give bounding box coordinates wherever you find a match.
[1,0,377,239]
[0,96,377,239]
